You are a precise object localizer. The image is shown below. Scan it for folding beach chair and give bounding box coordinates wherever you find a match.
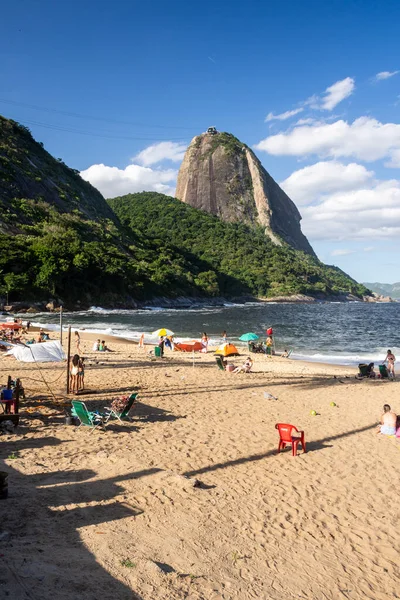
[71,400,107,433]
[215,356,226,371]
[104,393,138,423]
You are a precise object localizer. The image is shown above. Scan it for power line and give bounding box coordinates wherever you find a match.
[11,117,189,142]
[0,98,200,131]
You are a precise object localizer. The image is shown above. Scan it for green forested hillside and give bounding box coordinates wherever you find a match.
[108,192,369,299]
[0,116,369,306]
[0,118,236,305]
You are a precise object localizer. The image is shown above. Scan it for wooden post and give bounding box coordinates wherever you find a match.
[15,378,20,415]
[66,326,71,394]
[60,306,63,346]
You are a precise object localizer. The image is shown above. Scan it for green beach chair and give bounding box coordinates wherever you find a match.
[71,400,107,433]
[215,356,226,371]
[379,364,389,379]
[104,393,138,423]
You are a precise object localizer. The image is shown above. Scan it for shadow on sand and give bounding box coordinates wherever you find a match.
[183,422,377,478]
[0,436,153,599]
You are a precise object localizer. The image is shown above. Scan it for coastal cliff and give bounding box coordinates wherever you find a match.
[175,131,315,256]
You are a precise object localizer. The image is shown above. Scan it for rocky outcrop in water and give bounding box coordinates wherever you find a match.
[176,131,315,256]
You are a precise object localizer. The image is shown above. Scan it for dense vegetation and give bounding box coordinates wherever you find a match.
[108,192,369,299]
[0,118,225,305]
[0,116,369,306]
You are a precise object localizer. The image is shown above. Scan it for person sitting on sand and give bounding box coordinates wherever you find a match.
[384,349,396,379]
[233,356,253,374]
[92,339,100,351]
[377,404,397,435]
[366,362,376,378]
[101,340,114,352]
[281,349,290,359]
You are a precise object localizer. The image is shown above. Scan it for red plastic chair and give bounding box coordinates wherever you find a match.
[275,423,306,456]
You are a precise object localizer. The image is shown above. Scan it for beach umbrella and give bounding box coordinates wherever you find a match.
[152,328,174,337]
[239,332,259,342]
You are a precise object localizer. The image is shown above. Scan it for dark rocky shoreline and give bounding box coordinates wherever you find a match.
[2,292,394,315]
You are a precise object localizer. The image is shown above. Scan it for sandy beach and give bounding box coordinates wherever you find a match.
[0,331,399,600]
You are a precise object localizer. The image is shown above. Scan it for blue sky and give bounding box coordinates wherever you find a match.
[1,0,400,284]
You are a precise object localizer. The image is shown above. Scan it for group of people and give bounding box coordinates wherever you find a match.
[92,338,113,352]
[360,349,396,380]
[69,354,85,394]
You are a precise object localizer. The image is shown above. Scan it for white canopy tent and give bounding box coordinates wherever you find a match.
[4,340,65,363]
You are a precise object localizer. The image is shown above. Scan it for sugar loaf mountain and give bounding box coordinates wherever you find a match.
[0,116,369,310]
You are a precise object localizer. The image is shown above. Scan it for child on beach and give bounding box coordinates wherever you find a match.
[69,354,80,394]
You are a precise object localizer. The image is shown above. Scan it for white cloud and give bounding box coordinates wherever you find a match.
[375,70,399,81]
[134,141,187,166]
[80,163,177,198]
[319,77,355,110]
[363,246,375,252]
[331,249,355,256]
[263,77,354,131]
[255,116,400,163]
[301,179,400,241]
[280,161,374,205]
[265,108,303,122]
[295,117,318,125]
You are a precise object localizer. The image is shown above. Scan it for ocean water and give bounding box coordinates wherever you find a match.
[13,301,400,366]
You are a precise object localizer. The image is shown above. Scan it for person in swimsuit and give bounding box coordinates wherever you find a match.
[69,354,80,394]
[378,404,397,435]
[201,332,208,353]
[138,333,145,350]
[75,331,81,354]
[384,349,395,378]
[234,356,253,373]
[78,357,85,391]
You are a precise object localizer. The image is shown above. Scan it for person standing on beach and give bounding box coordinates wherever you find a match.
[158,336,165,357]
[221,330,227,343]
[201,332,208,353]
[138,333,145,350]
[75,331,81,354]
[266,335,273,357]
[384,349,395,378]
[69,354,80,394]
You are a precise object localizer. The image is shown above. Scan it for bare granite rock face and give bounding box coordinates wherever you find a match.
[176,132,315,256]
